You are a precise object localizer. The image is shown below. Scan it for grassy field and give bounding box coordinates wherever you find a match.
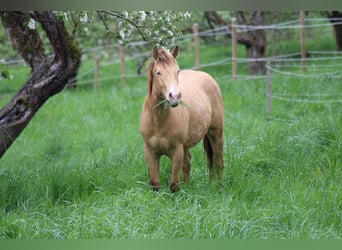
[0,39,341,239]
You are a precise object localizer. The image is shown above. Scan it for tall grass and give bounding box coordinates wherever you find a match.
[0,39,341,239]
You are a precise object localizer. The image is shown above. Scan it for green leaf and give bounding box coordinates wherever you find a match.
[0,63,10,79]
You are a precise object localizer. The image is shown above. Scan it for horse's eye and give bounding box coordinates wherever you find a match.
[156,71,161,76]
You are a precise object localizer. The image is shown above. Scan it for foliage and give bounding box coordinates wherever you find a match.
[58,11,191,47]
[0,60,10,79]
[0,40,341,238]
[0,11,341,239]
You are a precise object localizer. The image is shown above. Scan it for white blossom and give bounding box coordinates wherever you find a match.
[93,11,191,46]
[80,12,88,23]
[119,30,125,39]
[27,19,36,30]
[184,11,191,18]
[139,11,147,22]
[63,12,68,21]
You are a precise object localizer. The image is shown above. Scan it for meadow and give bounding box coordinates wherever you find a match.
[0,38,341,239]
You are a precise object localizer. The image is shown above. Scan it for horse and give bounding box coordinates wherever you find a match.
[140,46,224,192]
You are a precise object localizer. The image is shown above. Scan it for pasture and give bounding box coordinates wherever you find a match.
[0,42,341,239]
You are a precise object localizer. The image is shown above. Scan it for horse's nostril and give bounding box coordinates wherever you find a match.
[169,92,181,99]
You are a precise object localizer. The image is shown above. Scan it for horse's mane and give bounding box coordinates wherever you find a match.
[147,49,177,97]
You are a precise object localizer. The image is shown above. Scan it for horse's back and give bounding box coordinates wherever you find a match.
[179,70,222,101]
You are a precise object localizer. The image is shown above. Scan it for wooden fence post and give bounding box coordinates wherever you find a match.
[231,18,238,79]
[119,44,126,87]
[94,56,100,91]
[193,23,200,70]
[266,61,272,121]
[300,11,306,73]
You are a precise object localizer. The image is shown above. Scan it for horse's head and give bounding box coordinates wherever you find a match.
[148,46,181,108]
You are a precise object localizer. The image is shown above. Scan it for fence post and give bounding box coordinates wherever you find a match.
[193,23,200,70]
[300,11,306,73]
[266,61,272,121]
[94,56,100,91]
[231,18,238,79]
[119,44,126,87]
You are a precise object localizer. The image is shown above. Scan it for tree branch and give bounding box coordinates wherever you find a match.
[97,11,147,42]
[32,11,81,66]
[0,11,81,158]
[1,11,47,70]
[236,11,247,25]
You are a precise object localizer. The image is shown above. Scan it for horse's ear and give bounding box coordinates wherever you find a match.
[152,46,159,60]
[171,46,179,58]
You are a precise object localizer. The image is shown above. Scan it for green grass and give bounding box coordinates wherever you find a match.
[0,37,341,239]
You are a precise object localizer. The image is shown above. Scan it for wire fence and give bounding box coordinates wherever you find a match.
[2,14,342,122]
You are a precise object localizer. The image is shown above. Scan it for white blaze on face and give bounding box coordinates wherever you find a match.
[166,84,181,107]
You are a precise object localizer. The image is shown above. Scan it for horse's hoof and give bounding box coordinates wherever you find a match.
[169,183,180,193]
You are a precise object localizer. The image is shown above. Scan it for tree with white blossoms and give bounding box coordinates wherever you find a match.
[0,11,191,158]
[97,11,191,45]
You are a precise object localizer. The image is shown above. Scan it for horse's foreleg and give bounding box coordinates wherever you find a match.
[144,144,161,191]
[182,149,191,182]
[169,144,184,192]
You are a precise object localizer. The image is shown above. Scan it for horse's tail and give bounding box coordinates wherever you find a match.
[203,135,213,170]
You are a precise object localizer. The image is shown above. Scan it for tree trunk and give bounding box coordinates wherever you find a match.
[326,11,342,51]
[333,24,342,51]
[246,44,266,74]
[236,11,266,75]
[202,11,266,75]
[0,11,81,158]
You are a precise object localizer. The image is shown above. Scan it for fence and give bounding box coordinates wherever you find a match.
[2,12,342,122]
[89,12,342,87]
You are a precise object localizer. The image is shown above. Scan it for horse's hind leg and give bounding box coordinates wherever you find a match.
[203,135,213,173]
[182,149,191,182]
[204,128,224,179]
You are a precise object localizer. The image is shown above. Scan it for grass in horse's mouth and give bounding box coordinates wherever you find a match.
[180,100,188,107]
[155,99,169,112]
[155,99,188,112]
[154,99,189,112]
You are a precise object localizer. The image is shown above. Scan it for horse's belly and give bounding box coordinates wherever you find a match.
[185,105,211,148]
[148,135,170,151]
[186,121,209,147]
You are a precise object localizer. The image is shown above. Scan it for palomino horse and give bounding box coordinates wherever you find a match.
[140,46,224,192]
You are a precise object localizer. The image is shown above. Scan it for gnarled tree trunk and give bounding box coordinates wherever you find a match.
[0,11,81,158]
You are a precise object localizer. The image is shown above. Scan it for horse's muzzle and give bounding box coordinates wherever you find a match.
[167,92,181,107]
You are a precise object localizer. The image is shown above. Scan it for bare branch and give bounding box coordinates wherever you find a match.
[236,11,247,25]
[97,11,146,42]
[96,11,116,41]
